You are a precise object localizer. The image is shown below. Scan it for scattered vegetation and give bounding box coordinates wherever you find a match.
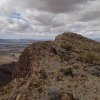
[61,42,73,51]
[79,52,100,64]
[31,79,39,87]
[73,65,79,69]
[95,46,100,52]
[3,85,14,95]
[1,32,100,100]
[52,69,59,75]
[60,67,73,77]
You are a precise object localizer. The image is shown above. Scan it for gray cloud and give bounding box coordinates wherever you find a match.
[78,0,100,22]
[0,0,100,39]
[80,11,100,22]
[33,12,54,26]
[26,0,88,13]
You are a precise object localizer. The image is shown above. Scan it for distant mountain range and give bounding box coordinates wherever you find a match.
[0,39,38,44]
[0,38,100,44]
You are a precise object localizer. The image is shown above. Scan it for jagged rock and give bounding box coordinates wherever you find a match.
[1,32,100,100]
[13,32,100,78]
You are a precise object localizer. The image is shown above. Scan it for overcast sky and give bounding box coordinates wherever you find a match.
[0,0,100,39]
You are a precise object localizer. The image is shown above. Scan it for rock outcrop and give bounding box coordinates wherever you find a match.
[13,32,100,78]
[1,32,100,100]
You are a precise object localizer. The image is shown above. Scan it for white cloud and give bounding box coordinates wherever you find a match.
[0,0,100,39]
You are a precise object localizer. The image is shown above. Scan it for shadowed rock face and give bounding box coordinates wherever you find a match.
[0,62,16,86]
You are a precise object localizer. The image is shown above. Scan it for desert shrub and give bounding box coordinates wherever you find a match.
[52,70,59,75]
[60,68,73,77]
[61,42,73,51]
[79,52,100,64]
[31,79,39,87]
[73,65,79,69]
[95,46,100,52]
[64,68,73,76]
[3,85,14,94]
[51,70,63,81]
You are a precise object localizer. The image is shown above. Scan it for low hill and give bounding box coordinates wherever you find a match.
[0,32,100,100]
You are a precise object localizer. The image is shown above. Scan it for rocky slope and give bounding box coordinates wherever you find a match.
[0,32,100,100]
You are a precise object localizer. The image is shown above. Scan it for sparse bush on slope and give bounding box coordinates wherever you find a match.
[79,52,100,65]
[60,67,73,77]
[61,42,73,51]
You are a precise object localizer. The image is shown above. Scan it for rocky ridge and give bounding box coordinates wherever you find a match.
[0,32,100,100]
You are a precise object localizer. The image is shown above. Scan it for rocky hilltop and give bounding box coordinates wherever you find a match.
[0,32,100,100]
